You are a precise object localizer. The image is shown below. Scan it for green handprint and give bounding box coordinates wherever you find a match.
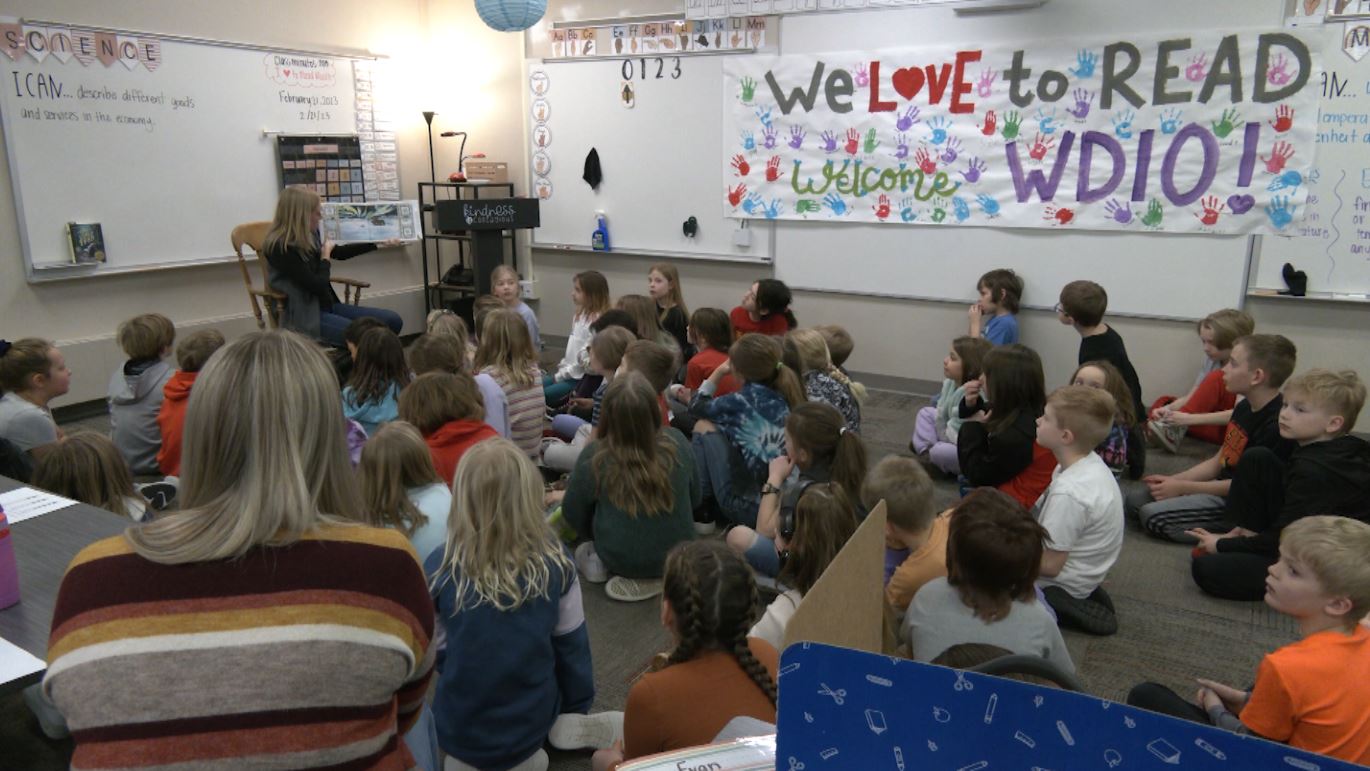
[796,199,821,214]
[1211,108,1240,139]
[1001,111,1022,141]
[863,128,880,154]
[1141,198,1163,228]
[930,197,948,223]
[739,76,757,103]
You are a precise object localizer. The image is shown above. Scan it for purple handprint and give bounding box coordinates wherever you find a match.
[960,157,986,184]
[1268,53,1294,86]
[895,105,921,133]
[788,125,806,150]
[939,137,961,164]
[1103,198,1134,224]
[762,125,778,150]
[977,68,996,98]
[855,63,869,88]
[893,133,910,160]
[820,130,839,153]
[1185,53,1208,83]
[1065,89,1094,120]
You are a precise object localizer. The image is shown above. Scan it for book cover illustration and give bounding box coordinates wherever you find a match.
[67,223,106,264]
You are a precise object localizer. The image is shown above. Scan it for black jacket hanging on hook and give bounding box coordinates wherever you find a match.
[583,148,603,190]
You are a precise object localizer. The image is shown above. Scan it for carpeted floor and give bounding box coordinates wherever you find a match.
[1,385,1296,770]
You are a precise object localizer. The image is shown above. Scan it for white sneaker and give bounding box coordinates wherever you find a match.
[694,519,718,535]
[574,542,609,583]
[1148,418,1186,453]
[606,575,664,602]
[547,711,624,750]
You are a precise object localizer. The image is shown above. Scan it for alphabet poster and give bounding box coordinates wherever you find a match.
[722,30,1324,234]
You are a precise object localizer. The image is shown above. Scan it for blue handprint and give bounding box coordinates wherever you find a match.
[821,130,839,153]
[1268,170,1304,192]
[952,196,971,223]
[1265,196,1295,230]
[762,198,783,220]
[899,198,917,223]
[788,125,806,150]
[823,193,848,216]
[1035,106,1058,135]
[1111,109,1135,140]
[762,125,778,150]
[1068,49,1098,78]
[755,106,773,129]
[1159,108,1183,135]
[896,105,921,133]
[927,116,950,145]
[976,193,1000,217]
[741,131,756,152]
[742,192,764,216]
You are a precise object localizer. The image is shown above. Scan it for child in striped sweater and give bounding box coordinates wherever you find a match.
[476,308,546,459]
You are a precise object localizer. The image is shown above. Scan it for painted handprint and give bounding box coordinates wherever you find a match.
[1262,141,1294,174]
[1069,49,1098,78]
[762,199,783,220]
[1185,53,1208,83]
[739,76,757,103]
[1103,198,1134,224]
[1141,199,1164,228]
[976,193,1001,217]
[977,68,996,98]
[741,192,763,215]
[899,199,917,223]
[796,199,821,214]
[1265,196,1295,229]
[981,110,997,136]
[1035,107,1058,135]
[939,137,961,164]
[741,131,756,152]
[1211,108,1241,139]
[896,105,921,133]
[762,125,778,150]
[929,197,949,223]
[755,106,773,129]
[1159,108,1183,135]
[1268,170,1304,192]
[727,183,747,207]
[873,194,892,220]
[1194,195,1225,227]
[855,63,869,88]
[821,130,839,153]
[1268,53,1294,86]
[927,116,950,145]
[893,134,911,160]
[823,192,848,216]
[863,128,880,154]
[1028,133,1055,161]
[788,125,806,150]
[961,157,987,183]
[765,155,781,182]
[1111,109,1135,140]
[1269,104,1294,133]
[1044,205,1075,225]
[845,128,860,155]
[914,146,938,174]
[952,196,971,223]
[1066,89,1094,120]
[1001,111,1022,141]
[731,154,751,176]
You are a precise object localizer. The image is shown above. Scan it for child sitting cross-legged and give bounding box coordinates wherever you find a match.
[397,372,498,486]
[1128,516,1370,765]
[1032,385,1126,636]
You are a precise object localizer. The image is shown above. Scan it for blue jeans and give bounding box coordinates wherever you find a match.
[319,303,403,347]
[693,431,761,528]
[744,532,781,577]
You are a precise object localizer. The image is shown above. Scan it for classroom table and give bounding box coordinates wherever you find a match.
[0,475,128,693]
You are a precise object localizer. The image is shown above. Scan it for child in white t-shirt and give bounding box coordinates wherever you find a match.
[1032,384,1125,636]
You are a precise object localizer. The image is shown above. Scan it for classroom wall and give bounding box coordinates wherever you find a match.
[0,0,529,404]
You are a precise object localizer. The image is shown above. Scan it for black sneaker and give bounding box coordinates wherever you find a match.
[1043,585,1118,636]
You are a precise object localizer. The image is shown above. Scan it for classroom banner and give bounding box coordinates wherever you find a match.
[722,29,1323,234]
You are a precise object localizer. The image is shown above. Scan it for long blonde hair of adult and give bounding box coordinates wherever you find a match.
[431,438,574,611]
[125,330,360,563]
[649,263,689,319]
[359,421,441,537]
[262,186,321,254]
[474,308,539,389]
[788,328,867,402]
[591,373,678,516]
[31,432,141,520]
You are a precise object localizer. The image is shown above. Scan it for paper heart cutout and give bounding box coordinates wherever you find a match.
[1227,194,1255,214]
[891,67,925,101]
[283,68,291,77]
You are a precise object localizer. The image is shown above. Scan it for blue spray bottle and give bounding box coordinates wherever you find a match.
[591,212,611,251]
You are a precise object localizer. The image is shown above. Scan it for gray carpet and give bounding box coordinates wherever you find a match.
[2,386,1295,770]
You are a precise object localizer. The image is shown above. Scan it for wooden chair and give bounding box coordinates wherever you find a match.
[231,221,371,331]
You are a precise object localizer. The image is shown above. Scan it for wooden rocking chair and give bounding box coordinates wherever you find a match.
[231,221,371,330]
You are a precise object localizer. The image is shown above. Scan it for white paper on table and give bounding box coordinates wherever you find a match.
[0,635,46,685]
[0,487,77,524]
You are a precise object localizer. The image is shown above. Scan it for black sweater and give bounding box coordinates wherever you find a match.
[1079,325,1146,420]
[957,400,1040,487]
[263,239,376,311]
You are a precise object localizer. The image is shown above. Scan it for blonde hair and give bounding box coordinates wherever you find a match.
[860,456,935,533]
[175,329,225,372]
[117,313,175,360]
[408,333,465,376]
[398,372,485,434]
[1283,369,1366,434]
[787,328,867,402]
[590,373,678,516]
[1281,516,1370,628]
[472,295,506,338]
[32,432,141,520]
[431,438,575,611]
[1199,308,1255,353]
[475,309,538,389]
[0,338,55,393]
[814,324,853,368]
[359,422,440,537]
[427,309,470,348]
[491,264,520,288]
[649,263,689,319]
[124,330,360,564]
[1047,385,1116,449]
[263,186,322,254]
[590,327,636,374]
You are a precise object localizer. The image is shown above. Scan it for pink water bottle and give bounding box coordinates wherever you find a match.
[0,504,19,610]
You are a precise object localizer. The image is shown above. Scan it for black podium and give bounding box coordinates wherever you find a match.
[433,197,541,296]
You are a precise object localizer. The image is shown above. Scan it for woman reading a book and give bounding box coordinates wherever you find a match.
[262,187,404,346]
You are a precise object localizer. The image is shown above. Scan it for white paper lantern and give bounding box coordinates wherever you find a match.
[475,0,548,32]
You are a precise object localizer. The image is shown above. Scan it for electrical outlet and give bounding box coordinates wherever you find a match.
[519,279,538,300]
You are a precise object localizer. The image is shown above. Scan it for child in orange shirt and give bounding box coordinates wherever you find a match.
[863,456,949,615]
[397,372,497,484]
[1127,516,1370,765]
[156,329,225,477]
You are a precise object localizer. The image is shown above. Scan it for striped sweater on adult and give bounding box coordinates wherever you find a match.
[45,525,435,770]
[483,365,545,458]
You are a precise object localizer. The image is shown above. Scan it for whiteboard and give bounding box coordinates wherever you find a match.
[528,55,774,262]
[0,28,358,279]
[1253,20,1370,296]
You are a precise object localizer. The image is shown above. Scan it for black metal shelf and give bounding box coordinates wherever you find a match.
[418,181,515,315]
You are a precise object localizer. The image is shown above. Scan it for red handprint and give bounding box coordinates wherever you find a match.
[845,128,860,155]
[1269,104,1294,133]
[727,183,747,207]
[1028,133,1055,161]
[873,194,892,220]
[765,156,781,182]
[1262,141,1294,174]
[1194,195,1225,226]
[914,147,937,174]
[1044,205,1074,225]
[981,110,997,137]
[731,154,750,177]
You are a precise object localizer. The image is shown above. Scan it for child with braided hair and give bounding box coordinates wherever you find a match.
[592,540,779,771]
